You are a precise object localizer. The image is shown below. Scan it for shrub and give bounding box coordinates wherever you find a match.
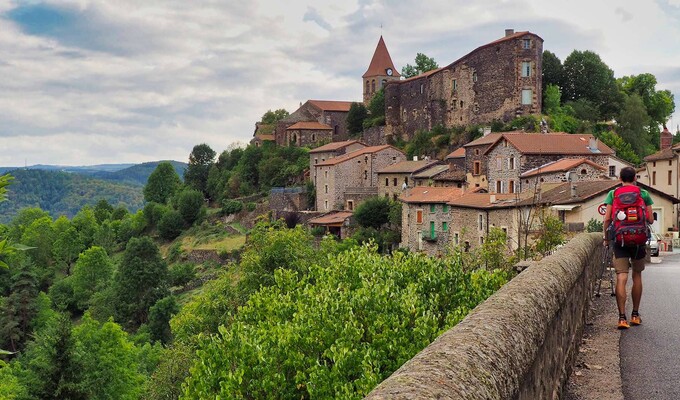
[310,226,326,237]
[221,199,243,215]
[169,263,196,288]
[246,202,257,212]
[158,209,184,240]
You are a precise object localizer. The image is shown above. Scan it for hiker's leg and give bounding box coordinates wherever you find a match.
[616,271,629,314]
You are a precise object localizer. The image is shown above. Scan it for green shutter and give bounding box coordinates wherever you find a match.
[430,221,435,238]
[442,222,448,232]
[430,204,435,213]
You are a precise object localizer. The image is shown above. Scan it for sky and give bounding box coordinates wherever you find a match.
[0,0,679,167]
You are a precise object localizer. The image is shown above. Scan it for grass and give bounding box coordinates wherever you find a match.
[183,235,246,252]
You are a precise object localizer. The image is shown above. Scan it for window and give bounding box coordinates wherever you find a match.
[521,89,532,105]
[314,158,318,165]
[496,157,502,169]
[382,79,387,87]
[420,83,424,94]
[416,209,423,224]
[324,185,328,194]
[430,221,436,239]
[371,79,375,93]
[474,149,480,156]
[496,181,502,193]
[364,170,368,180]
[312,134,316,141]
[609,165,616,177]
[452,79,457,90]
[473,72,477,82]
[460,100,464,108]
[509,180,515,194]
[480,236,485,245]
[385,178,389,186]
[653,171,657,185]
[430,204,436,213]
[364,156,368,163]
[473,161,481,175]
[580,168,587,175]
[365,80,370,94]
[393,178,398,186]
[347,200,354,211]
[521,62,531,77]
[478,214,483,230]
[653,161,657,167]
[443,204,449,212]
[393,194,398,201]
[404,177,408,185]
[670,160,673,166]
[324,171,328,179]
[324,200,328,210]
[509,157,515,170]
[669,170,673,185]
[442,221,448,232]
[522,39,531,49]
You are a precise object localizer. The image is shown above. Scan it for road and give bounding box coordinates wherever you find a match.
[620,251,680,400]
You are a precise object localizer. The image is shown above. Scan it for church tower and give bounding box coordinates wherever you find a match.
[363,36,400,105]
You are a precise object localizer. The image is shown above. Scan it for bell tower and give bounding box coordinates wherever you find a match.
[363,36,400,105]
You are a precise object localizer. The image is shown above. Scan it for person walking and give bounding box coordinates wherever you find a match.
[603,166,654,329]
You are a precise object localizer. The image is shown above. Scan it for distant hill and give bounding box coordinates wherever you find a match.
[0,161,187,223]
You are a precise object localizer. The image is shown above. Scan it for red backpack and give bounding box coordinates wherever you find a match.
[611,185,649,247]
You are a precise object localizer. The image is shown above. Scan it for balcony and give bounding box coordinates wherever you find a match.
[421,233,438,242]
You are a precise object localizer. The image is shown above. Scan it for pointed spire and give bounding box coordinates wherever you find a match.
[363,36,400,78]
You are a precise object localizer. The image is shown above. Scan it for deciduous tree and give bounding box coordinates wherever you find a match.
[401,53,439,78]
[144,162,182,204]
[184,144,216,198]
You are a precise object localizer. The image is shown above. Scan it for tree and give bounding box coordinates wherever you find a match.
[401,53,439,78]
[71,207,99,250]
[346,102,368,136]
[147,296,179,344]
[113,237,169,330]
[260,109,290,124]
[144,344,193,400]
[543,84,561,115]
[562,50,622,119]
[70,247,113,311]
[597,130,641,165]
[542,50,564,92]
[0,262,39,352]
[364,88,386,128]
[144,162,182,204]
[354,197,391,229]
[52,225,84,274]
[184,144,216,198]
[618,94,652,156]
[176,188,206,226]
[0,359,27,399]
[93,199,114,224]
[157,209,184,240]
[534,210,565,256]
[619,73,676,126]
[20,216,55,268]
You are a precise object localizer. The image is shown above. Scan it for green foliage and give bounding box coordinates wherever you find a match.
[562,50,622,119]
[563,98,600,122]
[221,199,243,215]
[183,245,508,399]
[1,262,39,351]
[48,277,77,313]
[184,144,216,198]
[93,199,114,223]
[542,51,564,94]
[586,218,604,233]
[148,296,179,345]
[402,125,454,159]
[310,226,326,237]
[144,343,194,400]
[351,227,400,254]
[112,237,169,330]
[143,201,169,227]
[596,130,641,165]
[619,73,675,126]
[144,162,182,204]
[176,188,206,226]
[20,215,55,268]
[0,359,27,399]
[246,202,257,212]
[70,246,113,311]
[475,228,516,271]
[169,263,196,288]
[346,102,368,136]
[401,53,439,78]
[507,114,541,132]
[618,94,653,157]
[354,196,391,229]
[117,210,147,244]
[364,88,385,128]
[534,211,566,256]
[260,109,290,125]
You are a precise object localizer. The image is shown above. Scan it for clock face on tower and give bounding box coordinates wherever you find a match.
[386,68,393,76]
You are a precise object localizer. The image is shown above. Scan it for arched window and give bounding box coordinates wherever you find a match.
[365,80,370,94]
[371,79,376,93]
[580,168,587,175]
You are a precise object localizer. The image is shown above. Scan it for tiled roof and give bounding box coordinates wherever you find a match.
[400,186,465,204]
[413,164,450,179]
[307,100,354,112]
[377,160,440,174]
[254,134,275,141]
[521,158,606,178]
[286,121,333,130]
[485,133,614,155]
[362,36,400,78]
[644,147,675,162]
[309,140,366,154]
[398,67,444,83]
[463,133,504,148]
[448,193,522,209]
[308,211,353,226]
[431,168,466,181]
[445,147,466,159]
[315,145,400,166]
[518,180,619,206]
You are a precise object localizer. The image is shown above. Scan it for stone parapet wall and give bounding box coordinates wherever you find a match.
[366,232,601,399]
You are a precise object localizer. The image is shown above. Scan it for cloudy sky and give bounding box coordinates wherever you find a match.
[0,0,678,166]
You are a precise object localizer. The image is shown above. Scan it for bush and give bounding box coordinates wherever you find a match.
[310,226,326,237]
[158,209,184,240]
[144,202,169,227]
[246,202,257,212]
[169,263,196,288]
[222,199,243,215]
[586,218,604,233]
[177,189,206,226]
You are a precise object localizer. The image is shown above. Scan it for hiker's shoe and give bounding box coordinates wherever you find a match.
[631,314,642,326]
[617,318,630,330]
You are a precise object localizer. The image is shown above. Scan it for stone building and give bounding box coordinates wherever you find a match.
[607,155,635,179]
[445,147,466,171]
[363,36,401,105]
[473,132,613,194]
[308,211,354,239]
[377,159,441,200]
[315,145,406,212]
[399,187,465,256]
[251,122,275,147]
[463,132,503,189]
[275,100,354,147]
[384,29,543,141]
[309,140,367,187]
[520,158,608,192]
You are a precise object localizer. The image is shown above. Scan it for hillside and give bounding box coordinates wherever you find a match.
[0,169,145,222]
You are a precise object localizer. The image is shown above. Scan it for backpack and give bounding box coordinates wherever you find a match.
[610,185,650,247]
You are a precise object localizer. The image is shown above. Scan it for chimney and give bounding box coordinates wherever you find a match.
[588,137,598,151]
[505,29,514,37]
[483,126,492,136]
[660,125,673,150]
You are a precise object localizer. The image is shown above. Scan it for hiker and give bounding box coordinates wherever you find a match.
[603,166,654,329]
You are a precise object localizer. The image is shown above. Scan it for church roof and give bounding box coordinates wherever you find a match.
[286,121,333,130]
[362,36,400,78]
[307,100,353,112]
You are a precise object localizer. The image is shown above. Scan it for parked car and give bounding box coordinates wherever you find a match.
[649,233,661,257]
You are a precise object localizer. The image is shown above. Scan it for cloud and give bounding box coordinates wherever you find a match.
[303,6,332,31]
[615,7,634,22]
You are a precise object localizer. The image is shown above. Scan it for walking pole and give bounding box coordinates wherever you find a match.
[596,240,615,297]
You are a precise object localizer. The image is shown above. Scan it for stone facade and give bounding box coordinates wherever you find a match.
[362,125,388,146]
[401,202,455,256]
[384,30,543,141]
[449,206,518,251]
[343,187,378,211]
[275,101,352,146]
[521,163,607,192]
[285,126,333,147]
[309,142,367,186]
[269,187,308,212]
[315,146,406,211]
[379,172,411,201]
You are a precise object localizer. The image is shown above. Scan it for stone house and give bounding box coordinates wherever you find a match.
[308,211,354,239]
[463,132,503,189]
[315,145,406,212]
[363,36,401,105]
[384,29,543,141]
[428,168,467,188]
[520,158,609,192]
[399,187,465,256]
[309,140,367,187]
[251,122,275,147]
[481,132,614,194]
[275,100,354,147]
[377,159,441,201]
[445,147,466,171]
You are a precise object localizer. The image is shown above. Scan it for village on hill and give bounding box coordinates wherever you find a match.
[256,29,680,256]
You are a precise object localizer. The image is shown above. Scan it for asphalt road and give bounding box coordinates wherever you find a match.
[620,252,680,400]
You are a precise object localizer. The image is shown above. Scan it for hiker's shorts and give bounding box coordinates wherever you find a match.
[613,245,646,274]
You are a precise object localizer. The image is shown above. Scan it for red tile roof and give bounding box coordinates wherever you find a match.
[446,147,466,159]
[315,145,401,166]
[377,160,440,174]
[521,158,606,178]
[463,133,504,148]
[307,100,354,112]
[399,186,465,204]
[644,147,675,162]
[309,211,354,226]
[286,121,332,130]
[484,133,614,155]
[413,164,450,179]
[448,193,521,209]
[362,36,400,78]
[254,134,275,141]
[309,140,366,154]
